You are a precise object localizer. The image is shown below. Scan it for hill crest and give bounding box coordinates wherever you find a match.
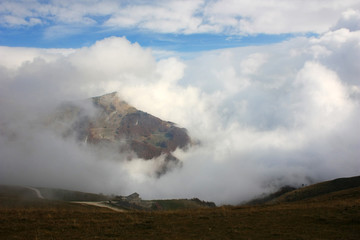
[244,175,360,205]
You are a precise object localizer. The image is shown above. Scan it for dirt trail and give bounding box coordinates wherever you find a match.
[72,201,125,212]
[25,186,44,199]
[23,187,123,212]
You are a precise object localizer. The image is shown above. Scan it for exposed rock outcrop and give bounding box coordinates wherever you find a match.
[49,92,191,175]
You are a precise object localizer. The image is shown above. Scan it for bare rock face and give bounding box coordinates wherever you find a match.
[50,92,191,175]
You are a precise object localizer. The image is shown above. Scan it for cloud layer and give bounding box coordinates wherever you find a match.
[1,0,360,36]
[1,18,360,204]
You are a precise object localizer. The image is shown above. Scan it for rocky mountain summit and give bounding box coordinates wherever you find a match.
[51,92,191,174]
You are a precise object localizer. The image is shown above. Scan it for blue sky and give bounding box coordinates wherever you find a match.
[0,0,353,51]
[0,24,299,51]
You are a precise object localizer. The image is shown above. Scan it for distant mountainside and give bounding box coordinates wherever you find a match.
[244,175,360,205]
[0,185,216,211]
[49,92,191,174]
[271,175,360,203]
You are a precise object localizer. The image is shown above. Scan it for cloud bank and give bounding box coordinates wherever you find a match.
[1,0,360,35]
[1,16,360,204]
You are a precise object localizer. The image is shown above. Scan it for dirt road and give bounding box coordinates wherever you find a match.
[25,186,44,199]
[72,201,125,212]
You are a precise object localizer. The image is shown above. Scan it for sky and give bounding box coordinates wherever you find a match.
[2,0,357,50]
[0,0,360,204]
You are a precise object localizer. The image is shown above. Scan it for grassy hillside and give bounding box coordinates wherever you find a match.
[0,188,359,239]
[37,187,110,201]
[0,185,39,201]
[0,177,359,239]
[244,175,360,205]
[244,185,296,205]
[273,175,360,203]
[152,198,216,210]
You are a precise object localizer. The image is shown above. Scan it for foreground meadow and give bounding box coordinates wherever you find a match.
[0,187,359,240]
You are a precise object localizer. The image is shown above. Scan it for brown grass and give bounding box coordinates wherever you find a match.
[274,176,360,203]
[0,192,359,240]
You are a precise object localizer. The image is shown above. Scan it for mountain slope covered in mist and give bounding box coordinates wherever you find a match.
[49,92,191,174]
[245,175,360,205]
[271,175,360,203]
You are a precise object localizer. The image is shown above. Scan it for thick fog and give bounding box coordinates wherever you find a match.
[1,17,360,204]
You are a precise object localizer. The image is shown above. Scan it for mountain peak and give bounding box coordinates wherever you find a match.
[92,92,136,115]
[51,92,191,176]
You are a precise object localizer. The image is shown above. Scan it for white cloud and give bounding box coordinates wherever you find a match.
[2,15,27,26]
[240,53,268,75]
[293,61,354,131]
[69,36,157,86]
[105,0,205,34]
[0,46,73,69]
[332,9,360,31]
[1,22,360,204]
[43,25,83,40]
[1,0,360,35]
[203,0,360,34]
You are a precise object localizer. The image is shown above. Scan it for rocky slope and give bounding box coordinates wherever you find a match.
[50,92,191,174]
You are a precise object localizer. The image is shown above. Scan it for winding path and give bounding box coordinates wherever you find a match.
[24,186,123,212]
[72,201,125,212]
[25,186,44,199]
